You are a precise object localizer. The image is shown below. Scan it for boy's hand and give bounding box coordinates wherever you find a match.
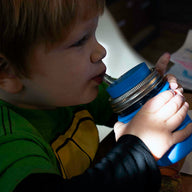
[114,90,192,159]
[114,53,192,159]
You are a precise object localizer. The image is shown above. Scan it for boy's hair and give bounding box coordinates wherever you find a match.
[0,0,105,77]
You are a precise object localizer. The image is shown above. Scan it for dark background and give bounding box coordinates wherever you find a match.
[105,0,192,64]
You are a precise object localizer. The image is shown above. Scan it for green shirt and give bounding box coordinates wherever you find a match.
[0,83,113,192]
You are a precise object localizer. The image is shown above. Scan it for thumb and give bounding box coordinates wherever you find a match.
[114,121,130,141]
[155,52,170,76]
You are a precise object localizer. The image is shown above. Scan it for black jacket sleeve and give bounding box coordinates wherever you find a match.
[14,135,161,192]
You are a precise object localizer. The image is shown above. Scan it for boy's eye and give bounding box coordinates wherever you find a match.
[71,35,89,47]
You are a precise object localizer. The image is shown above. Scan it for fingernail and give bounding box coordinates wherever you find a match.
[170,89,176,96]
[174,89,184,97]
[170,82,178,90]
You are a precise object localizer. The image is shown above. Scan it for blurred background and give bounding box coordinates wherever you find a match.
[105,0,192,65]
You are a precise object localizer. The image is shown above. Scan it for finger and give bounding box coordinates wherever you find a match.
[157,93,185,121]
[166,74,178,90]
[155,52,171,76]
[142,90,175,113]
[172,122,192,144]
[165,74,184,94]
[175,84,184,94]
[167,102,189,131]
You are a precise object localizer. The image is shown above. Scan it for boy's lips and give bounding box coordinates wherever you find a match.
[91,71,106,84]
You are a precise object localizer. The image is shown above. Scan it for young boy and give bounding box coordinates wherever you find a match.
[0,0,191,191]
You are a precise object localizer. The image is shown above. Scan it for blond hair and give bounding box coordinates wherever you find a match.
[0,0,105,76]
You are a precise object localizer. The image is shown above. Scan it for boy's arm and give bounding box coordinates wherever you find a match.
[14,134,161,191]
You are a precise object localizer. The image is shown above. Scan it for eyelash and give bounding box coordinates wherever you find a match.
[72,35,89,47]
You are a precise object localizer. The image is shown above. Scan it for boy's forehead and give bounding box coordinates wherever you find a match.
[57,0,103,42]
[34,0,104,51]
[75,0,103,21]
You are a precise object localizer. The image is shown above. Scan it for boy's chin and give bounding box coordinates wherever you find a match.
[82,88,99,104]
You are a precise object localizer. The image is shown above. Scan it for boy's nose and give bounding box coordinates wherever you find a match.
[91,42,106,64]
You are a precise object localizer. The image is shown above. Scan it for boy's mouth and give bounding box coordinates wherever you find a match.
[91,70,106,85]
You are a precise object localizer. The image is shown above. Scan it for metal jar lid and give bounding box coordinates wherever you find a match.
[109,68,164,114]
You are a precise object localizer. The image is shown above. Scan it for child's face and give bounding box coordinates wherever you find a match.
[21,14,107,108]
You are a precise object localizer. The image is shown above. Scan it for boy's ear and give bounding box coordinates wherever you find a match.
[0,55,23,93]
